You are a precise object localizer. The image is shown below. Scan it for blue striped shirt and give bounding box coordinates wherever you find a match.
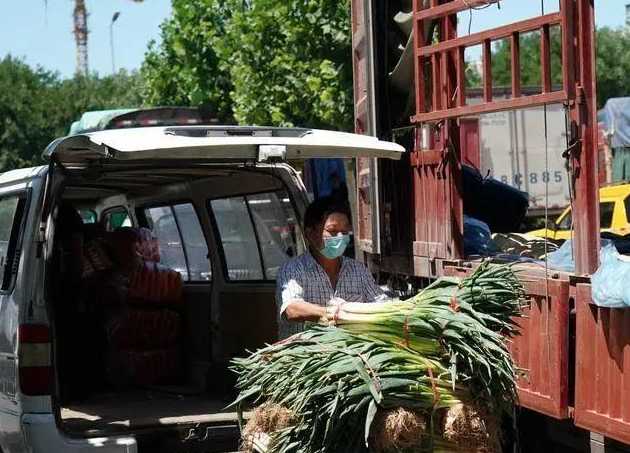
[276,252,386,339]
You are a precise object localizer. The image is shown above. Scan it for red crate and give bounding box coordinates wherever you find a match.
[575,283,630,444]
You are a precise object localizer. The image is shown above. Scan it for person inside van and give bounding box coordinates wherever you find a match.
[276,196,386,339]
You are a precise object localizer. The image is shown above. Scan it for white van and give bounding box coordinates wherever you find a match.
[0,126,402,452]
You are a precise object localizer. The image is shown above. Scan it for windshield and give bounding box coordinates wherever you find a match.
[557,201,615,230]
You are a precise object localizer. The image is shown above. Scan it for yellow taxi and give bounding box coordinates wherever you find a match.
[527,183,630,240]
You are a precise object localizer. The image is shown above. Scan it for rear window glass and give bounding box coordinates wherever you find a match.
[557,210,572,230]
[558,201,616,230]
[210,190,298,281]
[0,195,27,291]
[247,192,298,279]
[103,208,131,231]
[144,203,211,281]
[0,197,19,245]
[211,197,263,280]
[600,201,615,229]
[78,209,96,224]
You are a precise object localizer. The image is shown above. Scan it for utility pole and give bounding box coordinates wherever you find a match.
[110,12,121,74]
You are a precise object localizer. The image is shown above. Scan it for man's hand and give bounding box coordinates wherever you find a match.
[325,297,348,326]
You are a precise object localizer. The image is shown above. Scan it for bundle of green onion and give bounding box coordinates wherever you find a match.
[232,326,464,452]
[330,262,524,408]
[231,262,524,452]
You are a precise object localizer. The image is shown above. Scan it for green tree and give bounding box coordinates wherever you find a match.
[141,0,353,130]
[53,70,144,130]
[490,28,562,89]
[141,0,236,122]
[220,0,353,129]
[0,56,143,171]
[0,56,59,170]
[596,27,630,108]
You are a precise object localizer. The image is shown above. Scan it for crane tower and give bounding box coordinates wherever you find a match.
[73,0,88,76]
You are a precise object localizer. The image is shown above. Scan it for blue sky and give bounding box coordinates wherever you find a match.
[0,1,626,78]
[0,1,172,77]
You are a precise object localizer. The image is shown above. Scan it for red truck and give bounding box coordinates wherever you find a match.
[350,1,629,451]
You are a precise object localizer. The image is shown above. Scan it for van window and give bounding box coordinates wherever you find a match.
[211,197,264,280]
[600,202,615,229]
[103,207,131,231]
[557,210,572,230]
[0,195,26,291]
[210,190,298,281]
[558,201,615,231]
[78,209,97,224]
[247,192,298,279]
[144,203,211,281]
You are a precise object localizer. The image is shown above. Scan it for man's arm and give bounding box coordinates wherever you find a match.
[277,263,328,325]
[283,299,327,323]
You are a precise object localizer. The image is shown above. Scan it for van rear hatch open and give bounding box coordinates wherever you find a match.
[44,126,405,169]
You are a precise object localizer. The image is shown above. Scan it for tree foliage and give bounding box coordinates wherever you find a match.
[141,0,235,121]
[0,56,143,171]
[491,28,562,89]
[221,0,353,129]
[141,0,353,130]
[595,27,630,108]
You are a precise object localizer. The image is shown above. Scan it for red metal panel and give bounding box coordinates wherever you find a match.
[482,39,492,103]
[416,13,562,57]
[411,0,598,279]
[575,284,630,445]
[561,0,576,100]
[415,0,500,21]
[511,32,521,98]
[460,118,480,169]
[412,6,566,124]
[351,0,380,254]
[412,9,463,275]
[570,0,600,275]
[444,266,570,419]
[541,24,552,93]
[351,0,367,135]
[413,152,455,259]
[455,47,465,107]
[514,279,570,419]
[414,13,426,115]
[414,91,568,123]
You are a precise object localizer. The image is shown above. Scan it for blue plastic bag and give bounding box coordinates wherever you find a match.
[546,239,577,272]
[591,240,630,308]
